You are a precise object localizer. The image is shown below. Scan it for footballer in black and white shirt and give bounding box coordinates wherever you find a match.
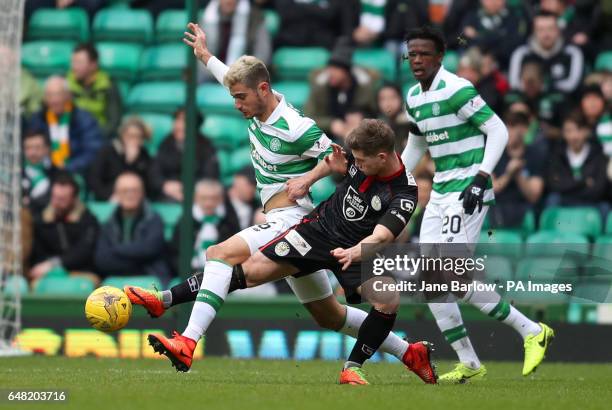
[259,128,418,303]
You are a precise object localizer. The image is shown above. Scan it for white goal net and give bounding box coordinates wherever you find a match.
[0,0,25,356]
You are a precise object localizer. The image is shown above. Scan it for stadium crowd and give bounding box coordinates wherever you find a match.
[16,0,612,293]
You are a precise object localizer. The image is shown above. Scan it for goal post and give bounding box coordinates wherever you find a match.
[0,0,26,356]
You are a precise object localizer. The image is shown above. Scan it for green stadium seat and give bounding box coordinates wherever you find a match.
[311,176,336,206]
[264,10,280,37]
[201,114,248,150]
[353,48,396,81]
[477,230,523,259]
[540,207,602,238]
[606,212,612,234]
[274,82,310,110]
[481,210,536,238]
[592,235,612,259]
[229,146,253,175]
[151,203,183,240]
[117,81,131,101]
[443,51,459,73]
[28,8,89,42]
[156,10,188,43]
[2,275,28,297]
[584,235,612,278]
[483,256,514,285]
[272,47,330,81]
[87,201,117,223]
[135,113,173,156]
[571,281,612,303]
[197,83,236,116]
[139,44,188,81]
[127,82,185,114]
[96,42,143,83]
[525,231,590,261]
[515,257,579,282]
[35,276,95,297]
[22,41,75,78]
[93,8,154,44]
[595,51,612,72]
[217,149,233,179]
[102,275,162,290]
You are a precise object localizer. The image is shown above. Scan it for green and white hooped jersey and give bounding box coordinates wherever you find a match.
[248,91,332,209]
[405,66,496,205]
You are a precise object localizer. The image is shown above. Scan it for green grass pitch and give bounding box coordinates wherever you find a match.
[1,357,611,410]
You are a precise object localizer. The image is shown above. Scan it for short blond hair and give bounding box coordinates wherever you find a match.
[223,55,271,89]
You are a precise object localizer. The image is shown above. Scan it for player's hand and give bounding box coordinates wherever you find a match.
[331,247,359,271]
[458,172,488,215]
[183,23,211,63]
[286,175,311,201]
[324,143,348,174]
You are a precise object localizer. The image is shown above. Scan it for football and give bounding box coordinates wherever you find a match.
[84,286,132,332]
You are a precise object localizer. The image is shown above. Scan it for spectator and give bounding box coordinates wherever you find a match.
[539,0,601,52]
[546,111,608,207]
[94,172,171,284]
[457,47,508,115]
[352,0,389,47]
[131,0,183,19]
[88,117,154,201]
[20,68,43,123]
[274,0,356,49]
[490,112,546,228]
[459,0,528,69]
[509,11,585,95]
[198,0,271,83]
[169,179,240,274]
[29,171,99,285]
[28,76,103,175]
[579,84,612,156]
[150,109,220,202]
[505,61,565,140]
[376,83,410,152]
[383,0,429,59]
[67,43,122,138]
[25,0,106,22]
[228,167,258,230]
[443,0,480,49]
[22,130,59,213]
[304,37,379,140]
[507,98,553,145]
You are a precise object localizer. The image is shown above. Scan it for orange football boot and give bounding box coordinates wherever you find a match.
[339,367,369,385]
[402,341,438,384]
[148,331,197,372]
[124,285,166,318]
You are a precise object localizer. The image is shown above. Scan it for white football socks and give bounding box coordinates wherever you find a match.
[182,260,232,341]
[462,285,542,339]
[429,302,481,369]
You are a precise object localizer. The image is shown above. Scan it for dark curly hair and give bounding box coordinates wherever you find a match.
[404,26,446,54]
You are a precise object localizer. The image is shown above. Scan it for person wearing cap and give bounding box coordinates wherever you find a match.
[304,37,380,141]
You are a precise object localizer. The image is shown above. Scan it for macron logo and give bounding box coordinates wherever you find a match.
[426,130,450,143]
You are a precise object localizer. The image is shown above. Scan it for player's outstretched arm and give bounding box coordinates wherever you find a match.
[286,143,347,200]
[183,22,229,86]
[183,22,212,64]
[331,225,395,270]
